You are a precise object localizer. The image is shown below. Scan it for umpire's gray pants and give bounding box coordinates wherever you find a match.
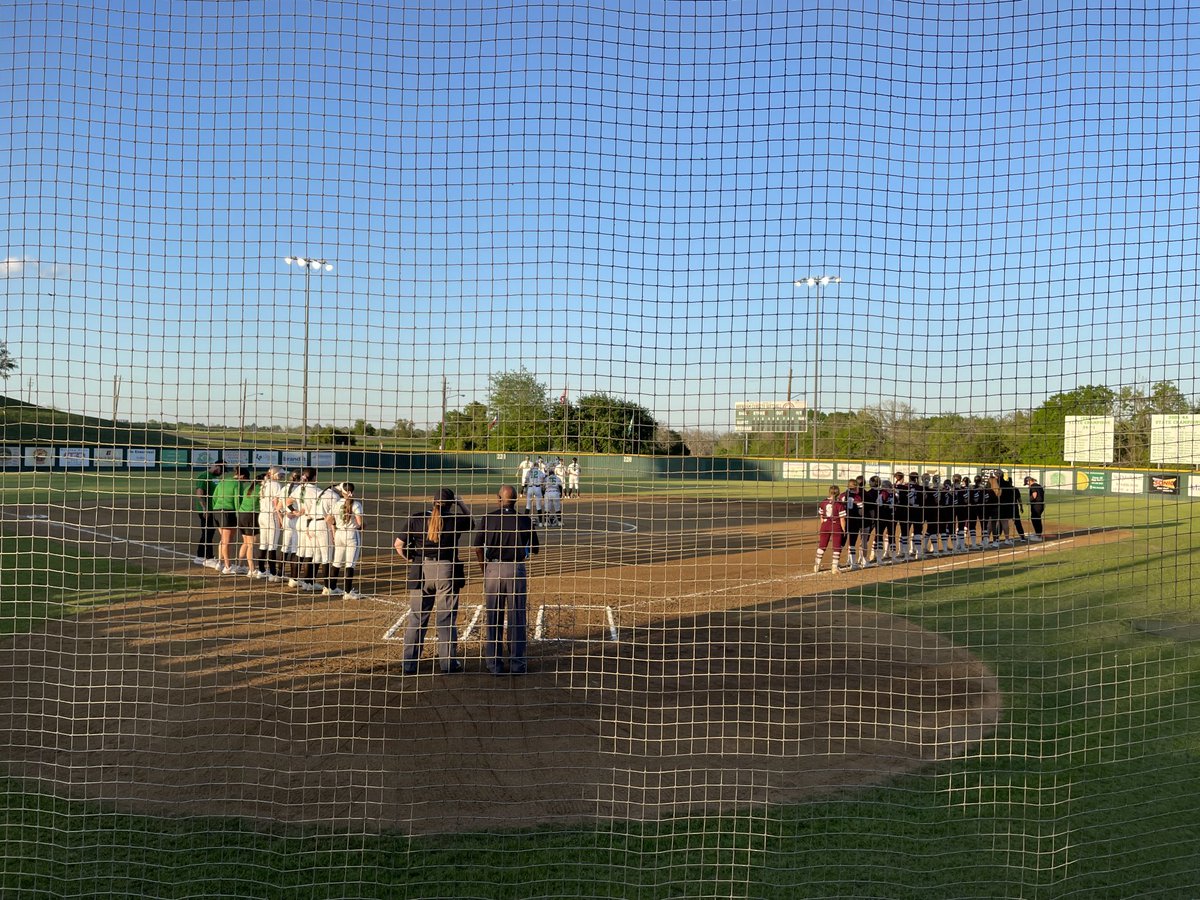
[482,561,527,672]
[402,559,460,669]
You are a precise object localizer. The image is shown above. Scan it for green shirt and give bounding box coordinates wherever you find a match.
[193,472,217,513]
[211,476,241,512]
[236,483,260,514]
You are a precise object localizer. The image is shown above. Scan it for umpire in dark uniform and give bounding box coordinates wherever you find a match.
[1024,476,1045,542]
[473,485,539,675]
[394,488,474,675]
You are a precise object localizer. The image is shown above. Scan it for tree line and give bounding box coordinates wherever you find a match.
[440,373,1194,465]
[436,368,683,454]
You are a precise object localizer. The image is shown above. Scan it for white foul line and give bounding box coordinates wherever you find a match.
[923,539,1073,573]
[2,512,194,560]
[655,539,1072,605]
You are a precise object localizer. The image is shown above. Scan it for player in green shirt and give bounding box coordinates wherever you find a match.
[236,473,264,578]
[211,468,243,574]
[192,464,223,568]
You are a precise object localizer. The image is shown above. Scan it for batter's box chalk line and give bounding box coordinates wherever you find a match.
[382,603,619,643]
[535,604,619,642]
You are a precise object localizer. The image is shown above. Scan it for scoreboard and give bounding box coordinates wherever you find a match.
[734,401,809,433]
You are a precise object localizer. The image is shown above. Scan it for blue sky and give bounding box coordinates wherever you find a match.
[2,0,1198,431]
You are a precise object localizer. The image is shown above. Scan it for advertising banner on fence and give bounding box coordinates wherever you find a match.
[222,450,250,466]
[57,447,89,468]
[809,462,835,481]
[25,447,52,468]
[127,448,156,469]
[863,462,892,483]
[192,449,220,467]
[95,448,123,467]
[1043,469,1074,491]
[836,462,864,480]
[1010,468,1041,486]
[311,451,337,468]
[1081,471,1107,492]
[782,461,806,480]
[1110,472,1143,494]
[252,450,279,468]
[1149,474,1180,495]
[160,448,188,469]
[0,446,19,468]
[282,451,307,468]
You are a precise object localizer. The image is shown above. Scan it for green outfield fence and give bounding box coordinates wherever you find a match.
[1,444,1194,499]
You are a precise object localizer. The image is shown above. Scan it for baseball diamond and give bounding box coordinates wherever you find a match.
[0,486,1120,832]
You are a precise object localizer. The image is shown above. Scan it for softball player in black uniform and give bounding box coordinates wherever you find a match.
[859,476,884,567]
[967,476,985,550]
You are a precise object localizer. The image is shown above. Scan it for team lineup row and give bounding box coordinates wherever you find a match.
[192,467,539,675]
[814,470,1048,573]
[193,465,366,596]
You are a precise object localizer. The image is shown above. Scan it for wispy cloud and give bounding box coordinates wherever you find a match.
[0,256,27,277]
[0,256,77,279]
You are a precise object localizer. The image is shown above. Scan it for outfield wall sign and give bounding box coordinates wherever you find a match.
[734,400,808,433]
[1064,416,1114,463]
[1150,414,1200,465]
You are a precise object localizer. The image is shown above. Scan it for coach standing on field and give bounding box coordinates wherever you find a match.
[473,485,539,675]
[1025,476,1045,542]
[192,463,223,568]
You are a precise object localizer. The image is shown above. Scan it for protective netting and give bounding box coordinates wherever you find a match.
[1,2,1198,897]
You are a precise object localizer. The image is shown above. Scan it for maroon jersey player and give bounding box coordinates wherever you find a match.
[813,485,847,574]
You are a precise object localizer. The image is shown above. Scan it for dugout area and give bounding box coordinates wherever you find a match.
[0,490,1122,834]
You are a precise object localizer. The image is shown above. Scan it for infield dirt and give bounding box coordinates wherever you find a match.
[0,495,1120,833]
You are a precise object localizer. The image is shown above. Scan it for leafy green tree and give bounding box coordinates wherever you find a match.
[1114,381,1191,465]
[573,393,657,453]
[0,342,15,381]
[486,368,551,452]
[440,401,491,450]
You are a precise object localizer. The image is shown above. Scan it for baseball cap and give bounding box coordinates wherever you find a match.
[1024,476,1034,484]
[436,487,456,502]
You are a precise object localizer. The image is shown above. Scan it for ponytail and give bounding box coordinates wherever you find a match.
[427,501,444,544]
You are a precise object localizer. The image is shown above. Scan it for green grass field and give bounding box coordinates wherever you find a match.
[1,482,1197,897]
[0,469,831,506]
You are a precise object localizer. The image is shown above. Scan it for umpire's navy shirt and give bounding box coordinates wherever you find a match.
[473,506,540,562]
[401,510,473,560]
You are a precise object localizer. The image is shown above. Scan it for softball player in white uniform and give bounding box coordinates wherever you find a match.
[524,464,545,523]
[293,469,324,590]
[257,467,286,582]
[329,482,364,598]
[281,472,305,586]
[567,458,581,498]
[302,480,339,594]
[543,469,564,526]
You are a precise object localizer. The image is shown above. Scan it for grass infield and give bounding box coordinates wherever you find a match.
[0,480,1197,897]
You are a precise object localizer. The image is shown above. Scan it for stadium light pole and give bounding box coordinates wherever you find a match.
[795,275,842,459]
[283,256,334,446]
